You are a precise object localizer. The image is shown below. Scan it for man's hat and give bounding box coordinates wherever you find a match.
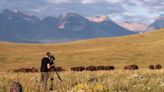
[46,52,51,56]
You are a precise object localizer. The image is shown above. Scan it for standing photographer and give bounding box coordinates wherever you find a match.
[40,52,51,92]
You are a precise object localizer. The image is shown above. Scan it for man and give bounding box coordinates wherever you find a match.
[40,52,51,92]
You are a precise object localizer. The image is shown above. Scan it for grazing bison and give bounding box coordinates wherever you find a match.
[124,65,139,70]
[86,66,97,71]
[149,64,162,70]
[71,66,85,71]
[149,65,155,69]
[51,67,65,72]
[96,66,106,70]
[105,66,115,70]
[13,67,38,73]
[156,64,162,69]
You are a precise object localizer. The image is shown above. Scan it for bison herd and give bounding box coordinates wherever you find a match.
[13,67,64,73]
[12,64,163,73]
[71,65,114,71]
[13,67,38,73]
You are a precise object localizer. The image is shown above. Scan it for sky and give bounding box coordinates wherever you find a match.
[0,0,163,25]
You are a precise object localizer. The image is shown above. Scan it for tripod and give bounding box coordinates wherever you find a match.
[49,55,65,91]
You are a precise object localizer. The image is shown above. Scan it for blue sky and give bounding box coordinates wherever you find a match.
[0,0,163,25]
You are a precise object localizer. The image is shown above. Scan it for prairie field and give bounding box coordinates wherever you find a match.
[0,29,164,92]
[1,70,164,92]
[0,29,164,71]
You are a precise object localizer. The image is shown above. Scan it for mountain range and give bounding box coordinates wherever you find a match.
[119,15,164,33]
[0,9,135,43]
[0,9,163,43]
[148,15,164,30]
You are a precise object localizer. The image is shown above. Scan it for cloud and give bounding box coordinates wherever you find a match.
[137,0,164,12]
[105,0,124,3]
[46,0,72,4]
[81,0,95,4]
[0,0,162,24]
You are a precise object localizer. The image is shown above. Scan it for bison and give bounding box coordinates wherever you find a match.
[96,66,106,70]
[71,66,85,72]
[50,67,65,72]
[13,67,38,73]
[149,65,155,69]
[156,64,162,69]
[105,66,115,70]
[86,66,97,71]
[54,67,65,72]
[124,65,139,70]
[149,64,162,70]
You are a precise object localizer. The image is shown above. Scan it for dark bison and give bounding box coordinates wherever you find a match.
[55,67,64,72]
[13,67,38,73]
[71,66,85,71]
[149,65,155,69]
[105,66,115,70]
[149,64,162,70]
[51,67,65,72]
[96,66,106,70]
[156,64,162,69]
[124,65,139,70]
[86,66,97,71]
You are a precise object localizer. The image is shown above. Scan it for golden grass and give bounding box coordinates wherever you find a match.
[0,70,164,92]
[0,28,164,71]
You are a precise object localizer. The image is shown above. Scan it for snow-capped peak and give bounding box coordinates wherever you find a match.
[14,10,18,13]
[88,16,109,23]
[119,22,148,32]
